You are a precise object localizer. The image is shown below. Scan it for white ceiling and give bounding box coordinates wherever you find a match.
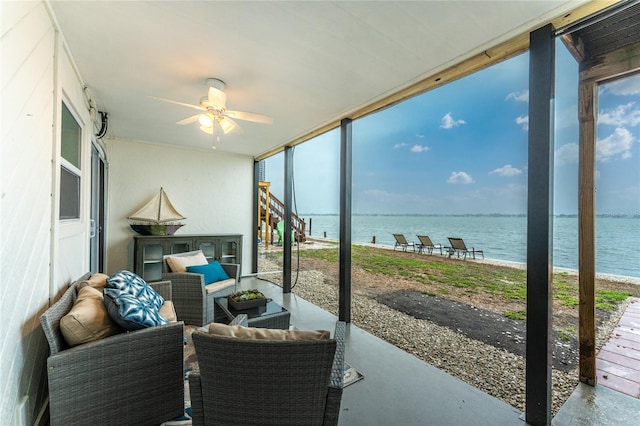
[49,1,584,158]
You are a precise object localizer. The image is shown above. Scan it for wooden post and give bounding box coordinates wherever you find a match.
[578,78,597,385]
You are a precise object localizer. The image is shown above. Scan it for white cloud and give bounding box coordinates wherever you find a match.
[447,171,474,184]
[516,115,528,131]
[597,127,635,162]
[393,143,407,149]
[410,144,429,153]
[416,133,425,139]
[490,164,522,176]
[440,112,466,129]
[555,142,579,166]
[506,90,529,102]
[599,102,640,127]
[601,75,640,96]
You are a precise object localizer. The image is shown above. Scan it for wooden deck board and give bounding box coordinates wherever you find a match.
[596,298,640,399]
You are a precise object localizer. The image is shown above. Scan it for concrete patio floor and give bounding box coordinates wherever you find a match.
[238,276,523,425]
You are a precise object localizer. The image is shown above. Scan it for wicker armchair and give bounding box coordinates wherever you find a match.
[188,320,346,426]
[162,250,239,326]
[40,273,184,426]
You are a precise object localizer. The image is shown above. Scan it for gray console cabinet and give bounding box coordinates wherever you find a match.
[134,234,242,282]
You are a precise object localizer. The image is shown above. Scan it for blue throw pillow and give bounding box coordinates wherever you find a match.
[104,288,169,331]
[107,270,164,309]
[186,261,230,284]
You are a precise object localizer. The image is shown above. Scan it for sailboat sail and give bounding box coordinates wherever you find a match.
[128,188,186,224]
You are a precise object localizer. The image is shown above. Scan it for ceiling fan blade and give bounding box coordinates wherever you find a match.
[224,110,273,124]
[149,95,204,111]
[176,114,201,125]
[207,87,227,108]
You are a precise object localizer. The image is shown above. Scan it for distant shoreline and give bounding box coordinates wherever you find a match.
[302,213,640,218]
[302,236,640,286]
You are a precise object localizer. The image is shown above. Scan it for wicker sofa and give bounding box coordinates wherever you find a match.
[40,273,185,426]
[162,250,239,326]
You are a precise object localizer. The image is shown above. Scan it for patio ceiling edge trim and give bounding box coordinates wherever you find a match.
[254,0,618,162]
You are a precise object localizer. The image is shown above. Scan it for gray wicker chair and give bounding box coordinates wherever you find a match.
[188,320,346,426]
[39,273,185,426]
[162,250,239,326]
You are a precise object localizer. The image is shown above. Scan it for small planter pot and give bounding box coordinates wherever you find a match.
[228,297,267,310]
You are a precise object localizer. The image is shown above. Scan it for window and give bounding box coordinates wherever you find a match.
[60,102,81,220]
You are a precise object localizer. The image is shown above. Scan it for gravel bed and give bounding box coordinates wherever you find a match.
[258,257,628,416]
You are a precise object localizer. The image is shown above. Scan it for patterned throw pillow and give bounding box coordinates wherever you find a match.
[107,270,164,309]
[104,288,169,331]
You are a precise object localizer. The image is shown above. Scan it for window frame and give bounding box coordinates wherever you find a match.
[59,100,83,222]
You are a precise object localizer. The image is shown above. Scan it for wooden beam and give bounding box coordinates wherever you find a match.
[578,78,597,386]
[560,32,587,63]
[580,42,640,83]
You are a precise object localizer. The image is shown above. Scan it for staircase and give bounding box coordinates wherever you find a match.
[258,182,306,245]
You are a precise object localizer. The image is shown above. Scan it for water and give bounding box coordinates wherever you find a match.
[302,214,640,279]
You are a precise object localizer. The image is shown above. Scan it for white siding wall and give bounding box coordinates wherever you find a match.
[106,139,254,275]
[1,1,92,423]
[1,3,254,423]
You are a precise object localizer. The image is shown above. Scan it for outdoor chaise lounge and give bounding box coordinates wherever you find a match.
[416,235,443,255]
[392,234,415,252]
[446,237,484,259]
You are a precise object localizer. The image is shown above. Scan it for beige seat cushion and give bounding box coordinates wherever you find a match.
[204,278,236,294]
[166,252,208,272]
[60,286,122,346]
[159,300,178,323]
[77,273,109,290]
[208,323,330,341]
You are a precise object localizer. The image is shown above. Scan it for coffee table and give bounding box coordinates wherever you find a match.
[214,296,290,329]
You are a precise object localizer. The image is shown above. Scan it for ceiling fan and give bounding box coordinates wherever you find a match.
[152,78,272,137]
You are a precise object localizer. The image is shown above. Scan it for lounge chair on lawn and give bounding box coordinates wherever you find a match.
[446,237,484,259]
[416,235,443,255]
[393,234,416,252]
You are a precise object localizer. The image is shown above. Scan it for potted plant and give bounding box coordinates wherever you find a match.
[228,289,267,310]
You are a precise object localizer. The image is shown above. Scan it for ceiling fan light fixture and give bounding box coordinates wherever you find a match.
[198,114,213,127]
[199,125,214,135]
[218,117,235,134]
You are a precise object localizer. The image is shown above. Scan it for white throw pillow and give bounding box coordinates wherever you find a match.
[166,252,208,272]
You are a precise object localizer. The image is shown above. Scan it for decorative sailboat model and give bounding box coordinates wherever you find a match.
[128,188,186,235]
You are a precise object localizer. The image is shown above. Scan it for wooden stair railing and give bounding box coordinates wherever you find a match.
[259,184,306,243]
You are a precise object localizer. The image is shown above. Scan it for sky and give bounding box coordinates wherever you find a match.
[265,40,640,216]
